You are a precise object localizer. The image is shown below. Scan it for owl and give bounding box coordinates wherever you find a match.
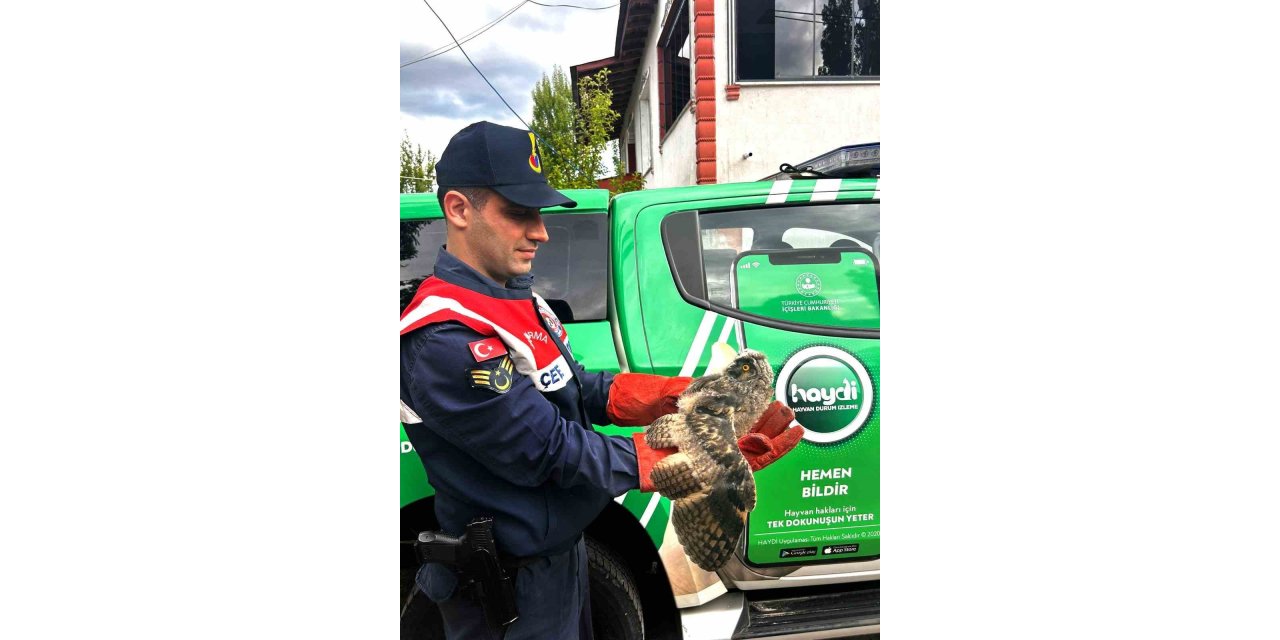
[644,349,775,571]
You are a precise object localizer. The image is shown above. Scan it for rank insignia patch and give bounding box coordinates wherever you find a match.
[469,356,514,394]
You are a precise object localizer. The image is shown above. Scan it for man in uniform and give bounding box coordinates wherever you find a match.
[400,121,804,639]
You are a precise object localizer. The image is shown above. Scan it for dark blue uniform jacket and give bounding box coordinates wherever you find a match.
[401,249,640,559]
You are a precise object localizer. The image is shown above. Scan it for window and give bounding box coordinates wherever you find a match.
[527,214,609,322]
[400,219,447,312]
[399,214,610,321]
[662,202,880,334]
[659,0,692,136]
[736,0,880,80]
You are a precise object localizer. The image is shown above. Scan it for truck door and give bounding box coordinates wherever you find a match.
[619,179,880,568]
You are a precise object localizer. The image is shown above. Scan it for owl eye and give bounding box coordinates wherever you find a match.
[741,364,751,372]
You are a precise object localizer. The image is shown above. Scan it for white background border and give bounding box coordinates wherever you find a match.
[4,1,1280,637]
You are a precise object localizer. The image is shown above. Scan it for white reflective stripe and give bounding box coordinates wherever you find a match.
[613,494,627,505]
[400,400,423,424]
[765,180,792,204]
[874,185,880,200]
[401,296,538,375]
[811,178,842,201]
[716,315,735,345]
[679,310,719,377]
[638,492,663,527]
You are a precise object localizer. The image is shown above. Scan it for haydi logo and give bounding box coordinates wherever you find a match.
[775,346,875,444]
[790,379,858,406]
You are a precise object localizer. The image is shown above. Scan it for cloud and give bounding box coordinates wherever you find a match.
[400,48,545,121]
[505,7,563,32]
[399,0,620,152]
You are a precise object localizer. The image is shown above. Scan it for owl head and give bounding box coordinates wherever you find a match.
[725,349,772,386]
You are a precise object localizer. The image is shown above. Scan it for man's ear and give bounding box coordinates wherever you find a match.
[441,190,471,229]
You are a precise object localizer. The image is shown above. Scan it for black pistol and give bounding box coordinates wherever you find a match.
[416,517,519,630]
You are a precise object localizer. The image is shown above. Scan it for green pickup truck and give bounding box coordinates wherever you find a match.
[401,162,880,639]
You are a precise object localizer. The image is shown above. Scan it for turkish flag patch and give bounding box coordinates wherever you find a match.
[468,338,507,362]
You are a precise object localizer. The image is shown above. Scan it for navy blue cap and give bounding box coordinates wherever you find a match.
[436,121,577,209]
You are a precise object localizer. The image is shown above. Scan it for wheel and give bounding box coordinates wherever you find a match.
[586,536,644,640]
[400,567,446,640]
[403,539,645,640]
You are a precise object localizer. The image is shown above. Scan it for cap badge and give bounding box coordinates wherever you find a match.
[527,132,542,174]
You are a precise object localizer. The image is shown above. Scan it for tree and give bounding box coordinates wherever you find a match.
[400,131,435,310]
[853,0,879,76]
[530,65,579,189]
[819,0,853,77]
[573,69,618,187]
[530,65,619,189]
[400,131,436,194]
[610,141,645,197]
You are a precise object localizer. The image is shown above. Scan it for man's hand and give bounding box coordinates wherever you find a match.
[607,373,693,426]
[737,401,804,472]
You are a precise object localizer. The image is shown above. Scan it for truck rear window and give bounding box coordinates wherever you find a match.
[400,214,609,322]
[662,202,879,334]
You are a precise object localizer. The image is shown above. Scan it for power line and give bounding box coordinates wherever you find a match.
[401,0,529,69]
[401,1,620,68]
[528,1,618,9]
[419,0,592,181]
[419,0,533,131]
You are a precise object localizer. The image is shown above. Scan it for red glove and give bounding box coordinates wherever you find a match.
[737,401,805,472]
[606,373,693,426]
[633,401,806,493]
[632,432,678,493]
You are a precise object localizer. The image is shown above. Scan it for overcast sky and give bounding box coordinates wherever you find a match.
[400,0,621,167]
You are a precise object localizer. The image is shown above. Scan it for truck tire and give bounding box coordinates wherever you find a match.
[586,535,644,640]
[401,539,644,640]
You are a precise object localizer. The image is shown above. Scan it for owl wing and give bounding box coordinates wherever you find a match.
[643,414,702,500]
[671,465,756,572]
[650,452,702,500]
[667,409,757,572]
[644,413,683,449]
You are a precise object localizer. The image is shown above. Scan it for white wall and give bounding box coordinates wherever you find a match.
[619,3,667,181]
[716,83,880,182]
[620,0,703,188]
[654,105,699,188]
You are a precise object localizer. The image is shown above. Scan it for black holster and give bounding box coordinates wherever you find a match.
[415,517,519,630]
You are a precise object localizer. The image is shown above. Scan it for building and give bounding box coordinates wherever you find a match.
[571,0,880,188]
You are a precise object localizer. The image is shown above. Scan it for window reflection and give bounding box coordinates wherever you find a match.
[775,0,815,78]
[399,215,609,321]
[737,0,879,80]
[818,0,853,76]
